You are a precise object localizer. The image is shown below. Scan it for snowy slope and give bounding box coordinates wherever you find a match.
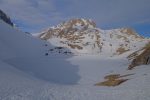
[0,20,46,59]
[0,55,150,100]
[0,19,80,84]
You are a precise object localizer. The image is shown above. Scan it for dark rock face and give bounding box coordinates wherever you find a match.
[0,9,13,26]
[128,43,150,70]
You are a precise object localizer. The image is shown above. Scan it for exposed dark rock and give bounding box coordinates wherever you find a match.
[128,43,150,70]
[55,47,63,49]
[0,9,13,26]
[45,53,49,56]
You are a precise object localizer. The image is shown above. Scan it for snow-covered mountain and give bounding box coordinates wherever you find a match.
[38,18,150,56]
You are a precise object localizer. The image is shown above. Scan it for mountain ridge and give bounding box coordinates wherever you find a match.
[37,18,150,56]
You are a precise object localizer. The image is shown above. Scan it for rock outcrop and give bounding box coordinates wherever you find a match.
[128,42,150,70]
[0,9,13,26]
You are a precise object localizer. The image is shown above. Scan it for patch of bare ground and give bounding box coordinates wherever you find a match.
[116,47,129,55]
[95,74,134,87]
[127,48,144,60]
[120,28,143,38]
[68,44,83,50]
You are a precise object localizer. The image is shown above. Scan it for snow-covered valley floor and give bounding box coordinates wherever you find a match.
[0,55,150,100]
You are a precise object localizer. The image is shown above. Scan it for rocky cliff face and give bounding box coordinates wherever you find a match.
[37,18,149,56]
[0,9,13,26]
[128,42,150,70]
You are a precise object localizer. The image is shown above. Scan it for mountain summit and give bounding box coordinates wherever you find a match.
[37,18,149,56]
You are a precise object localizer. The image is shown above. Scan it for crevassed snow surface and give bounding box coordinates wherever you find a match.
[0,20,150,100]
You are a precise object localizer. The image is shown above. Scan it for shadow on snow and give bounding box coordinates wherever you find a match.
[5,56,80,85]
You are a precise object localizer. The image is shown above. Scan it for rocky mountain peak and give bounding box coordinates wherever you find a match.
[57,18,96,29]
[37,18,149,55]
[39,18,100,41]
[0,9,13,26]
[119,28,143,38]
